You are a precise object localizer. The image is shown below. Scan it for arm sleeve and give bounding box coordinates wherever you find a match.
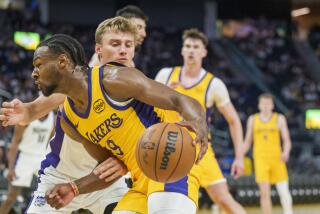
[206,77,231,108]
[154,68,173,84]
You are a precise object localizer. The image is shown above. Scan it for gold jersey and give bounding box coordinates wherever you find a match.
[253,113,281,158]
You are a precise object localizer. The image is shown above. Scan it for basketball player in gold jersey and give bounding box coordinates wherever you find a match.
[243,93,293,214]
[155,28,246,214]
[1,17,208,213]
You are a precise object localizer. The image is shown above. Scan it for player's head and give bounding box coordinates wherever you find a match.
[258,93,274,114]
[95,16,138,66]
[181,28,208,66]
[32,34,87,96]
[116,5,148,45]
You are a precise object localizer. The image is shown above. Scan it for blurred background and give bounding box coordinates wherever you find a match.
[0,0,320,213]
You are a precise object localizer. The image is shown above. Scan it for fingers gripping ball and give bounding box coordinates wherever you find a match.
[136,122,196,183]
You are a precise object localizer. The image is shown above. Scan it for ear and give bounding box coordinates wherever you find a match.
[95,43,102,60]
[203,48,208,58]
[57,54,69,69]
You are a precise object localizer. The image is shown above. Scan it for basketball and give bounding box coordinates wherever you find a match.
[136,122,196,183]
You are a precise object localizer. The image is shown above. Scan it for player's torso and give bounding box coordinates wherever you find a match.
[167,66,213,112]
[18,112,54,155]
[253,113,281,158]
[63,65,165,179]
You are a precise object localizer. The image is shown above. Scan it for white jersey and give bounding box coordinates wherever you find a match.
[155,67,231,108]
[18,112,54,156]
[39,111,98,179]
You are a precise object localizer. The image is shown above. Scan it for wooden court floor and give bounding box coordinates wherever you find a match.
[198,204,320,214]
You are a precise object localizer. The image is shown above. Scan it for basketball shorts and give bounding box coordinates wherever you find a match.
[12,151,44,187]
[196,145,226,188]
[254,157,288,184]
[26,166,128,214]
[114,164,201,214]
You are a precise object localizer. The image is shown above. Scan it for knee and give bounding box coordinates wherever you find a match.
[212,192,233,207]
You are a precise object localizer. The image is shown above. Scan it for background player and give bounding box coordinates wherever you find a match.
[243,93,293,214]
[155,28,246,214]
[89,5,147,67]
[0,112,54,214]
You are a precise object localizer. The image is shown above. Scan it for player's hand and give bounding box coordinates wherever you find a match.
[0,99,29,126]
[93,157,128,183]
[231,157,244,179]
[7,168,16,182]
[45,183,75,209]
[281,152,289,162]
[176,119,209,164]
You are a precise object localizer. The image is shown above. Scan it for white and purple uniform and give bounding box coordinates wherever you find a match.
[26,111,129,214]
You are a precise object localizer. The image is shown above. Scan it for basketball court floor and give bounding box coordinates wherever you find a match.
[199,204,320,214]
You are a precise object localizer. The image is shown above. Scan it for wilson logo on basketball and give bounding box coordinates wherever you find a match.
[160,131,178,170]
[93,99,105,113]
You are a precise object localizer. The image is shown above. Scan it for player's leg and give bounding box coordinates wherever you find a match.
[258,182,272,214]
[0,184,22,214]
[272,161,292,214]
[147,165,201,214]
[275,181,293,214]
[254,158,272,214]
[148,191,196,214]
[0,152,35,214]
[206,182,246,214]
[112,175,148,214]
[200,146,246,214]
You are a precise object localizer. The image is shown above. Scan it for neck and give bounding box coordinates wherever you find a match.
[59,70,89,112]
[182,62,202,78]
[260,112,272,119]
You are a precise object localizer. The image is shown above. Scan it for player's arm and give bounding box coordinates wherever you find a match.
[218,103,244,178]
[243,115,254,155]
[0,94,65,126]
[103,66,209,162]
[211,78,244,178]
[7,125,26,182]
[46,117,127,210]
[278,114,292,162]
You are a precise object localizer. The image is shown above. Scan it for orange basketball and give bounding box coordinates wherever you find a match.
[136,122,196,183]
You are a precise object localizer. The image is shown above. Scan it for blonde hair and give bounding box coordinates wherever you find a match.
[95,16,138,44]
[258,93,274,101]
[182,28,208,47]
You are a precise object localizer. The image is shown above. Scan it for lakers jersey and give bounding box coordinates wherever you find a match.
[253,113,281,158]
[164,66,214,121]
[62,64,167,182]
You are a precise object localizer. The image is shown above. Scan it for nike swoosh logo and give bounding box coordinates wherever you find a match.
[75,121,79,128]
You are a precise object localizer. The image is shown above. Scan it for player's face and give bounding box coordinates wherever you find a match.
[96,30,135,66]
[32,46,64,96]
[129,17,147,45]
[181,38,207,66]
[258,98,274,114]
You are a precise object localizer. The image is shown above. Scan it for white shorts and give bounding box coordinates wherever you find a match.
[12,152,44,187]
[26,166,129,214]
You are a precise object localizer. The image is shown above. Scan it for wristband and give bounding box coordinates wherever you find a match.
[69,181,79,196]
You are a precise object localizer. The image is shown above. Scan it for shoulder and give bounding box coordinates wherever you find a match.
[210,77,227,88]
[155,67,174,83]
[276,113,287,125]
[248,115,255,123]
